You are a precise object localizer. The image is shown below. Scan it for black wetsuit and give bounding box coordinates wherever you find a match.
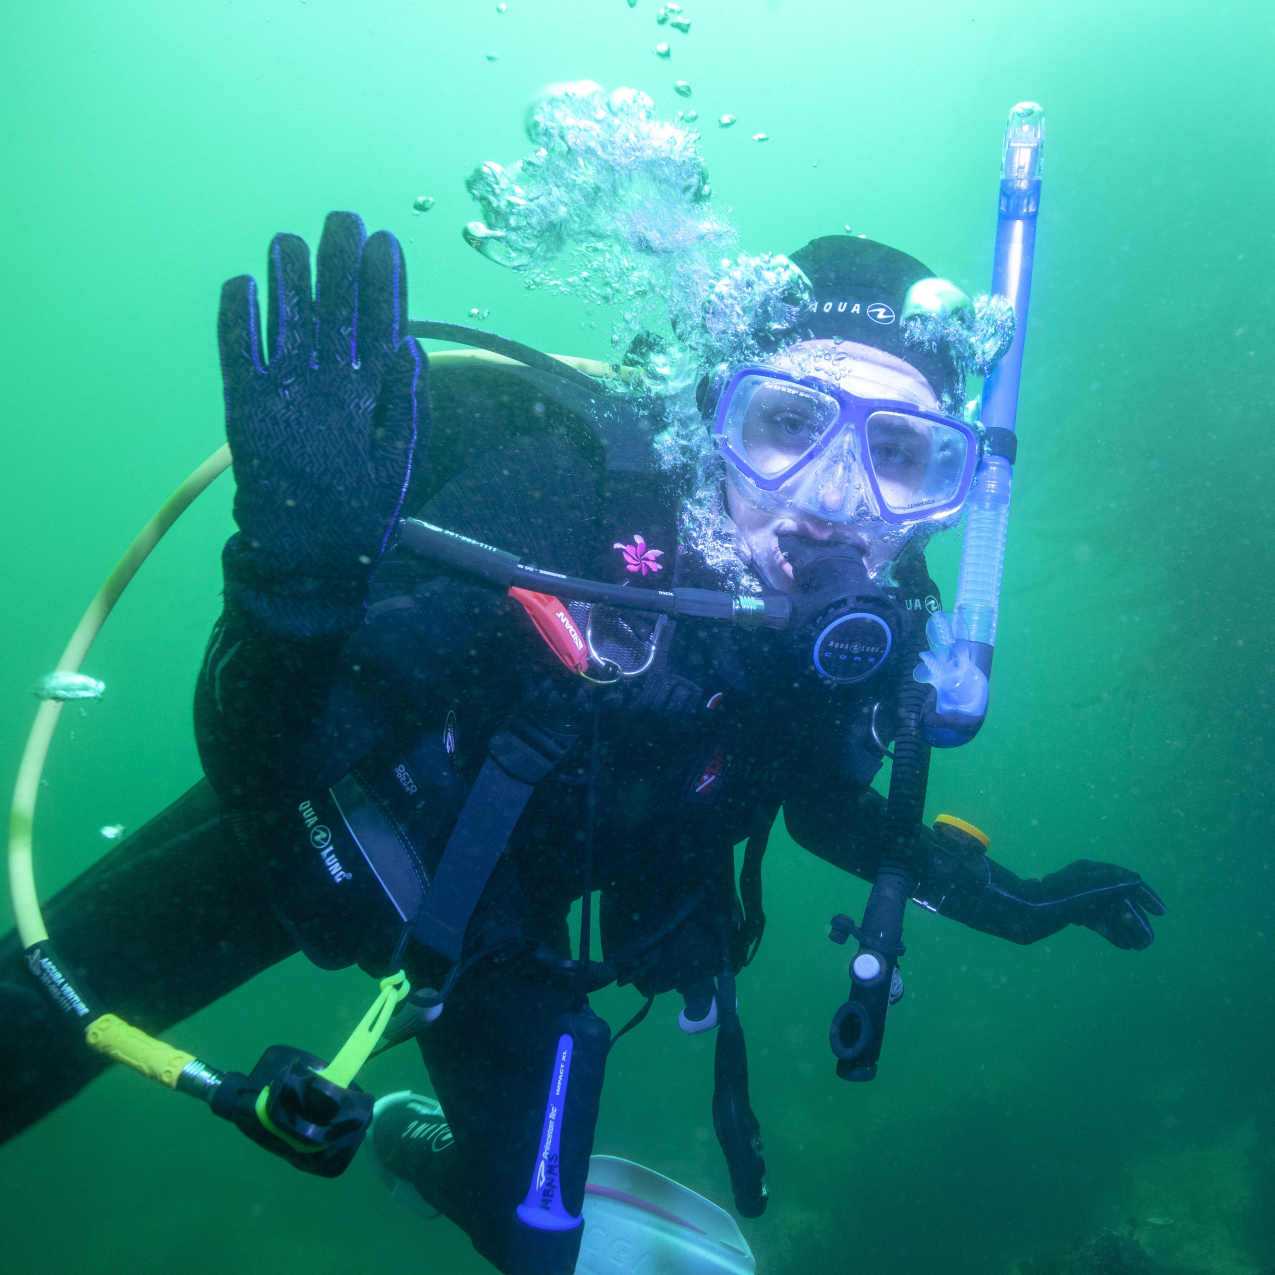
[0,398,1139,1273]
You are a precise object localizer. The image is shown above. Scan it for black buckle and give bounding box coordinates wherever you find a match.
[488,716,577,784]
[829,913,906,957]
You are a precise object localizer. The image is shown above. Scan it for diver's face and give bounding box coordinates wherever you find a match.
[724,340,941,591]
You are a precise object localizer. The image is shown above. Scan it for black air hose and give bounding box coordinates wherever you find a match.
[830,638,933,1082]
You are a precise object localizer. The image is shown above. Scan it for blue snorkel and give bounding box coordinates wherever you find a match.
[917,102,1045,747]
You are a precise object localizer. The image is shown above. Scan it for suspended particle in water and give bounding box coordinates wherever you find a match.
[752,132,768,142]
[654,41,670,56]
[100,824,125,841]
[469,307,480,317]
[496,1,506,9]
[718,114,736,127]
[486,52,500,61]
[656,6,669,23]
[674,80,692,97]
[665,2,681,10]
[31,671,104,701]
[684,108,697,121]
[627,0,637,7]
[669,17,691,32]
[412,195,435,213]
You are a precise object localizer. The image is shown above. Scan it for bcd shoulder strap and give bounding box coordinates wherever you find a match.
[410,715,577,963]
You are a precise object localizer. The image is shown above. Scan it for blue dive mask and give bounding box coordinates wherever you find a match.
[711,366,980,526]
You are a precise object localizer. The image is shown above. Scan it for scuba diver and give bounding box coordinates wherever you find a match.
[0,210,1164,1275]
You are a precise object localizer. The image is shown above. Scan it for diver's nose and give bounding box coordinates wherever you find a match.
[815,442,870,517]
[817,462,849,513]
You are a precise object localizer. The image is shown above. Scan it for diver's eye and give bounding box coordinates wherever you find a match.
[769,410,819,439]
[734,379,840,476]
[871,441,914,468]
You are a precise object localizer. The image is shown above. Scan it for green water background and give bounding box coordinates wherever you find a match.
[2,2,1272,1271]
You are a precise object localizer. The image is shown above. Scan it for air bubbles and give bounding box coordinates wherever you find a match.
[456,81,806,439]
[412,195,435,213]
[684,108,697,121]
[31,672,104,701]
[100,824,125,841]
[467,307,491,320]
[654,41,670,57]
[674,81,692,97]
[752,132,768,142]
[718,114,736,128]
[496,1,506,9]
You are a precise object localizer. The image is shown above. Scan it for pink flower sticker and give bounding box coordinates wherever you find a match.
[614,533,664,575]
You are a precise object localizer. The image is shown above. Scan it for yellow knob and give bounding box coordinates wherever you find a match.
[934,814,991,849]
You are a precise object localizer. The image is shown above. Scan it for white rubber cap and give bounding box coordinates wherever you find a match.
[853,953,882,981]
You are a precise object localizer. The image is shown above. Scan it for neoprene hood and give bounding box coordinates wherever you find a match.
[772,235,963,404]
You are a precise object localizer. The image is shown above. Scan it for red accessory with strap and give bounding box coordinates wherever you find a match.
[509,588,588,675]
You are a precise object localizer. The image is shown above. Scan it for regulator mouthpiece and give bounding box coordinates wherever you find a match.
[776,535,903,685]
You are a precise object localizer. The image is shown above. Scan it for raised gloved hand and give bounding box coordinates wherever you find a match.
[1037,859,1166,950]
[218,211,426,636]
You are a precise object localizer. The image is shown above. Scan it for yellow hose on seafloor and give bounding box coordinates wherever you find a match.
[7,445,233,949]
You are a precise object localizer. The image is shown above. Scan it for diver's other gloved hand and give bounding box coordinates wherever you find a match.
[219,211,426,637]
[1037,860,1167,950]
[914,827,1166,950]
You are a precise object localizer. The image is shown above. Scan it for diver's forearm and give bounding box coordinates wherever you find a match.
[194,602,349,805]
[793,790,1072,945]
[914,850,1070,945]
[221,531,372,641]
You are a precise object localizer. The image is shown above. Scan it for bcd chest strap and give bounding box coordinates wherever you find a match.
[410,715,578,962]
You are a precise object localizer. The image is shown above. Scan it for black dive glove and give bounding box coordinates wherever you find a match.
[218,211,426,637]
[914,826,1166,950]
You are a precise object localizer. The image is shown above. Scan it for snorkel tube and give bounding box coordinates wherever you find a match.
[918,102,1045,747]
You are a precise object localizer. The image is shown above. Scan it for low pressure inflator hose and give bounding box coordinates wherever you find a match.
[6,443,407,1174]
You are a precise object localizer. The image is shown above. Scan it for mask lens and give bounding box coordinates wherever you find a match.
[867,412,970,517]
[727,376,841,479]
